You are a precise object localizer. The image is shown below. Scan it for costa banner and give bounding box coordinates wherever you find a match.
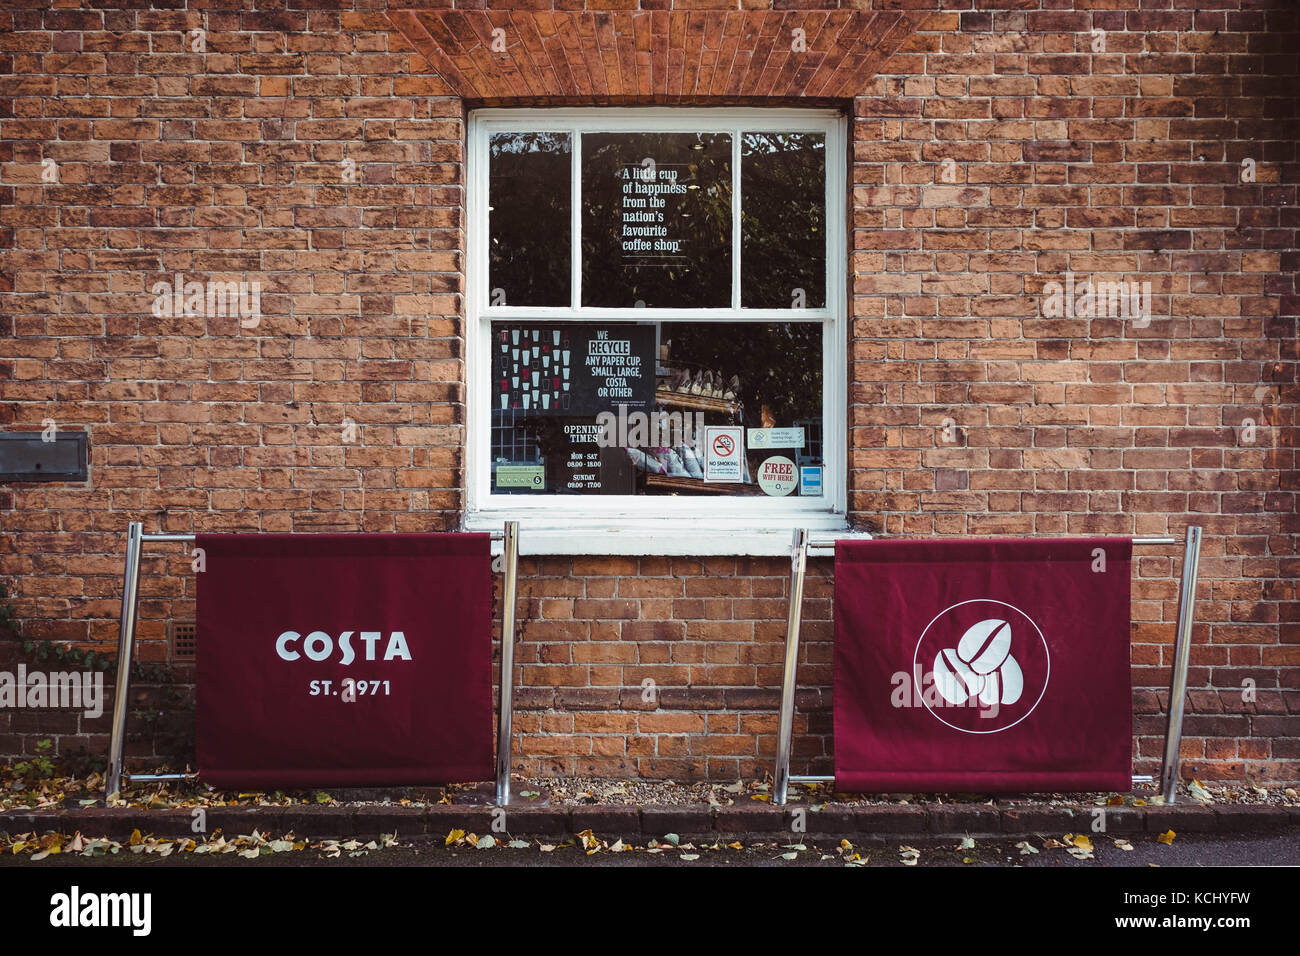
[195,533,494,788]
[833,538,1133,792]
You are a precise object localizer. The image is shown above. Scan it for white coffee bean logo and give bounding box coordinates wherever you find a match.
[933,618,1024,707]
[913,599,1050,735]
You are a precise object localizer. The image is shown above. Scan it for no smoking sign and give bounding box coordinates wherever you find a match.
[704,426,743,483]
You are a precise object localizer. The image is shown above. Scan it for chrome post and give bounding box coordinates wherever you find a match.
[1161,526,1203,804]
[775,528,809,806]
[106,521,144,800]
[495,521,520,806]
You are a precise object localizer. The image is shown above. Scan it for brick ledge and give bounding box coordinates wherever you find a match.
[387,9,927,102]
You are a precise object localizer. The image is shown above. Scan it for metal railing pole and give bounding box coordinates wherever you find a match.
[106,521,144,800]
[775,528,809,806]
[1160,526,1203,804]
[495,521,519,806]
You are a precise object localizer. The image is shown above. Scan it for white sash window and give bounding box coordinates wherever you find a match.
[465,108,848,555]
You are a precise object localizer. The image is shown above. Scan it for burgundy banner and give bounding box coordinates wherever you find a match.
[196,533,494,788]
[833,538,1133,792]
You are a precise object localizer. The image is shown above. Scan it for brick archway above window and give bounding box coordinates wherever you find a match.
[387,9,925,103]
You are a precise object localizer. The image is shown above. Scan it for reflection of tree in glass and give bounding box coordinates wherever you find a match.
[490,132,571,306]
[581,132,732,308]
[741,133,826,309]
[521,415,570,460]
[670,322,822,426]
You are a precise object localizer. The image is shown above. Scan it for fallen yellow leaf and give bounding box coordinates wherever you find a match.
[1157,829,1176,845]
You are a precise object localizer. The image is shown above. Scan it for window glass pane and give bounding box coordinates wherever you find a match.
[581,132,732,308]
[741,132,826,309]
[489,132,571,307]
[489,320,823,497]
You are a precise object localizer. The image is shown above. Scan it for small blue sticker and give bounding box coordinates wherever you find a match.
[799,466,822,496]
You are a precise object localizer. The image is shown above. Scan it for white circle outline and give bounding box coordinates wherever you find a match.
[911,598,1051,735]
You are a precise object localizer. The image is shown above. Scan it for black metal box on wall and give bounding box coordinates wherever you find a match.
[0,432,88,482]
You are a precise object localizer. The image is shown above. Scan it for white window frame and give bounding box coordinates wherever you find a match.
[464,107,849,555]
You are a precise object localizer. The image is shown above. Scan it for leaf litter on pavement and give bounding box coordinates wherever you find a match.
[1,827,399,861]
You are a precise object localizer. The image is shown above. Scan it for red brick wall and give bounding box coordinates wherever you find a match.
[0,0,1295,785]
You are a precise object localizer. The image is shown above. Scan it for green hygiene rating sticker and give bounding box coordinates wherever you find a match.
[495,465,545,490]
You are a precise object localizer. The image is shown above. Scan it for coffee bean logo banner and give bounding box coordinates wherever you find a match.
[832,538,1133,793]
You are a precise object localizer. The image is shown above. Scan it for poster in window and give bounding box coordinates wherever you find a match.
[581,132,732,308]
[493,324,654,416]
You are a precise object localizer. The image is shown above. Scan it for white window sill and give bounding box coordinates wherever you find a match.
[462,512,868,556]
